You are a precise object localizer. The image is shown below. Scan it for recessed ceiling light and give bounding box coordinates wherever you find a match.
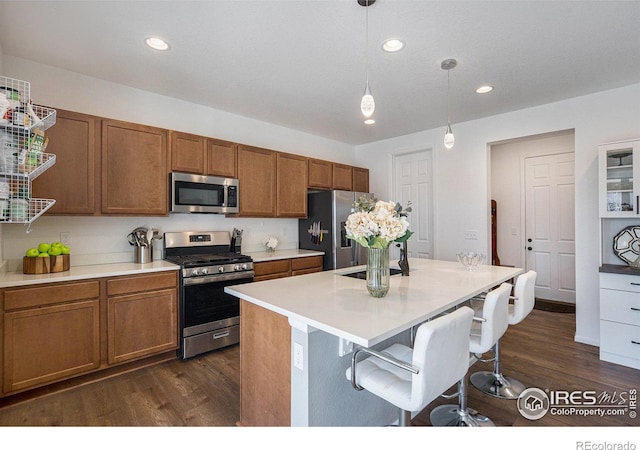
[382,39,404,52]
[476,85,494,94]
[145,36,170,51]
[364,119,376,125]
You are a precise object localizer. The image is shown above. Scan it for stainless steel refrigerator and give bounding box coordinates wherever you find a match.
[298,190,373,271]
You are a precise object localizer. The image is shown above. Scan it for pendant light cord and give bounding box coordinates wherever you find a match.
[365,0,370,84]
[447,68,451,125]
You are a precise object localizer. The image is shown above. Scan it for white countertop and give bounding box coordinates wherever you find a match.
[225,258,522,347]
[0,260,179,288]
[245,248,324,262]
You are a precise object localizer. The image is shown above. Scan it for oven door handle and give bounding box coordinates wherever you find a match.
[182,271,255,286]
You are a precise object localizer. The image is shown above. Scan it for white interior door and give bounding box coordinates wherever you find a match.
[392,150,433,260]
[525,153,576,303]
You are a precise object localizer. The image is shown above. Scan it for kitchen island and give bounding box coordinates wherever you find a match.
[225,258,522,426]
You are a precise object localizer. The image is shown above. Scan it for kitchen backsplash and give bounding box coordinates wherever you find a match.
[0,215,299,271]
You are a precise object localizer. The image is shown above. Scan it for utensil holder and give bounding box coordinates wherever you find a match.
[135,246,153,264]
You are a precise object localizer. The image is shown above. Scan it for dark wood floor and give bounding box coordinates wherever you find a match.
[0,308,637,427]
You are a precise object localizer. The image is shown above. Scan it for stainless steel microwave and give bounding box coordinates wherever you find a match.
[170,172,239,214]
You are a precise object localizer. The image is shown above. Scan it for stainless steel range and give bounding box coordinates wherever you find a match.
[164,231,254,359]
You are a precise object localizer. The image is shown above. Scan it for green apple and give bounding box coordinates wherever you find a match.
[25,248,39,257]
[38,242,51,254]
[37,252,49,258]
[61,245,70,255]
[48,246,62,256]
[50,241,62,248]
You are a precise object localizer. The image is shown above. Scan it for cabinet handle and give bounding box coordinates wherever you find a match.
[631,307,640,312]
[630,283,640,286]
[636,195,639,215]
[632,341,640,345]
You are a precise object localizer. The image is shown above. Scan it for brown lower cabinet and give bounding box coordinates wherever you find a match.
[253,255,323,282]
[0,271,178,397]
[107,273,178,365]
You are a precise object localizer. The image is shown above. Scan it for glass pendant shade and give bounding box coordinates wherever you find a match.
[361,81,375,118]
[444,123,455,149]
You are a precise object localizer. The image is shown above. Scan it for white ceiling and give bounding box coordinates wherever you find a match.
[1,1,639,146]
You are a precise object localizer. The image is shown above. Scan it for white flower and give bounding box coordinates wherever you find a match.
[344,200,413,249]
[263,236,278,249]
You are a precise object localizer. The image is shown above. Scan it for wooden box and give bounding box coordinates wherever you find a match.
[23,255,70,274]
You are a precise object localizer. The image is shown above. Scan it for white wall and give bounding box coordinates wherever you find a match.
[355,83,640,347]
[491,130,575,268]
[0,56,357,270]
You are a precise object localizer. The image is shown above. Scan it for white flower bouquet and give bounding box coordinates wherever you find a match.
[263,236,279,251]
[345,196,413,249]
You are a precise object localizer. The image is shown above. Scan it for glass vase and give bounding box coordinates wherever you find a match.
[366,247,390,298]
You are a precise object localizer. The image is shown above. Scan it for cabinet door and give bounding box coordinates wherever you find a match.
[599,140,640,217]
[332,163,353,191]
[108,288,178,365]
[207,138,237,177]
[253,259,291,281]
[277,153,308,218]
[353,167,369,193]
[101,119,168,215]
[32,109,100,215]
[237,145,277,217]
[308,158,333,189]
[170,131,205,174]
[3,300,100,393]
[291,255,323,276]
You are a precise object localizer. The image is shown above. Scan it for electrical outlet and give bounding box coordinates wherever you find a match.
[293,342,304,370]
[60,232,71,245]
[464,230,478,240]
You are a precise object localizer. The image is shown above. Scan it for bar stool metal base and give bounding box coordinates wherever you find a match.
[470,371,526,400]
[430,405,495,427]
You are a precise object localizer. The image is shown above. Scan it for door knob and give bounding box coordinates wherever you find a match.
[527,238,532,242]
[527,247,532,251]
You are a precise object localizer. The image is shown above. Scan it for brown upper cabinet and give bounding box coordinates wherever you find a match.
[332,163,353,191]
[353,167,369,193]
[277,152,308,218]
[206,138,237,178]
[169,132,237,178]
[308,158,333,189]
[32,109,101,215]
[101,119,168,215]
[236,145,277,217]
[170,131,205,174]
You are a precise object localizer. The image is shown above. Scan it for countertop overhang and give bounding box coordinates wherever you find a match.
[226,258,522,347]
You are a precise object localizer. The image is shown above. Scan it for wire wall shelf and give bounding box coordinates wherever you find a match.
[1,76,57,232]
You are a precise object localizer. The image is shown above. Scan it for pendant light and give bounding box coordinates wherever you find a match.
[359,0,376,118]
[441,58,457,150]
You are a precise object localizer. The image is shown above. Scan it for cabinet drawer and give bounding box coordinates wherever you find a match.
[3,281,100,310]
[600,320,640,361]
[600,288,640,326]
[254,260,291,278]
[107,272,177,296]
[291,256,323,272]
[600,272,640,293]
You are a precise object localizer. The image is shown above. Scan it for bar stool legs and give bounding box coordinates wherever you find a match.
[429,376,495,427]
[469,340,526,399]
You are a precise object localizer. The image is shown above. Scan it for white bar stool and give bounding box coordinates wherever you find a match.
[429,282,512,426]
[470,270,537,399]
[346,306,475,426]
